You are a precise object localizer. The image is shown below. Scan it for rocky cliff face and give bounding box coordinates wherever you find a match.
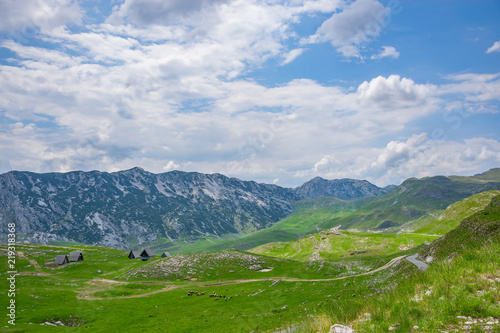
[0,168,386,249]
[293,177,390,200]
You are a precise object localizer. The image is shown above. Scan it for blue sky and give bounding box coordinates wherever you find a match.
[0,0,499,187]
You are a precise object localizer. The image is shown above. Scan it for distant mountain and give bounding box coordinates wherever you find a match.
[2,167,498,250]
[293,177,390,200]
[0,168,298,248]
[0,168,388,249]
[448,167,500,183]
[328,170,500,231]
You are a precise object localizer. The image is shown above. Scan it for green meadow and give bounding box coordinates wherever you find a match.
[1,193,499,332]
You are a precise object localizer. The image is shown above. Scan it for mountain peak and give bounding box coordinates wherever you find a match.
[294,177,387,200]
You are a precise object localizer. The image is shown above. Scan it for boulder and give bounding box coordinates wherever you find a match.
[329,324,355,333]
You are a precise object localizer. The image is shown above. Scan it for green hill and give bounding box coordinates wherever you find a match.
[305,194,500,332]
[328,172,500,231]
[0,241,410,332]
[419,194,500,261]
[448,167,500,183]
[414,190,500,235]
[249,230,437,262]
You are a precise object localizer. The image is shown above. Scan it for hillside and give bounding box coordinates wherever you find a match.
[0,168,298,249]
[0,242,411,332]
[249,229,437,262]
[448,167,500,183]
[414,190,500,235]
[329,171,500,231]
[303,195,500,332]
[419,193,500,261]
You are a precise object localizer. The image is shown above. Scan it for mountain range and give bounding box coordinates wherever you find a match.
[1,167,499,250]
[0,167,388,249]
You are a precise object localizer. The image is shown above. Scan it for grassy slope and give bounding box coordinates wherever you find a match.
[330,173,500,231]
[1,194,499,332]
[300,195,500,332]
[250,230,438,262]
[0,243,402,333]
[131,169,500,255]
[448,167,500,183]
[419,194,500,261]
[414,190,500,235]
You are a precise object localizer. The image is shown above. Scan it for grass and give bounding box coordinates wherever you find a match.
[299,194,500,332]
[414,190,500,235]
[250,230,438,262]
[306,241,500,332]
[1,194,498,332]
[0,243,399,333]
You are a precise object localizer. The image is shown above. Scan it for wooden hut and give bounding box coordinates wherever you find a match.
[161,252,171,258]
[140,249,155,259]
[54,255,69,265]
[128,250,141,259]
[69,251,84,262]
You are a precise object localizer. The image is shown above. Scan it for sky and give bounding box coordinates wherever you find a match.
[0,0,499,187]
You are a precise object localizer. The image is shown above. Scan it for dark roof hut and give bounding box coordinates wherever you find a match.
[161,252,171,258]
[54,255,69,265]
[69,251,84,262]
[140,249,155,259]
[128,250,141,259]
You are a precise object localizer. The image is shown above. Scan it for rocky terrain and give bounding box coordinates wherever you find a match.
[0,168,386,249]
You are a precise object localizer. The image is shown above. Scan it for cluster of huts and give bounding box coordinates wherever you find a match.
[53,249,171,265]
[128,249,171,260]
[54,251,84,265]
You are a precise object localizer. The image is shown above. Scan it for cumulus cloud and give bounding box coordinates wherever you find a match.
[163,160,180,171]
[304,0,390,58]
[0,0,498,189]
[486,40,500,54]
[371,133,428,170]
[107,0,232,25]
[356,75,436,109]
[371,46,399,59]
[0,0,83,34]
[294,134,500,187]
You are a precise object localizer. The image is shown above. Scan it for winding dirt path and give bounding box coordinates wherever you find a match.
[77,284,179,300]
[76,255,406,300]
[204,255,406,287]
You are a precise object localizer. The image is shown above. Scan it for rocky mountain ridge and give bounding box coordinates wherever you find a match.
[0,168,385,249]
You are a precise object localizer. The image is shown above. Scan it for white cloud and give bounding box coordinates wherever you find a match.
[0,0,83,34]
[163,161,180,171]
[486,40,500,54]
[294,134,500,187]
[107,0,233,26]
[304,0,390,58]
[281,48,306,65]
[356,75,436,109]
[0,0,498,189]
[371,46,399,59]
[371,133,428,169]
[438,73,500,105]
